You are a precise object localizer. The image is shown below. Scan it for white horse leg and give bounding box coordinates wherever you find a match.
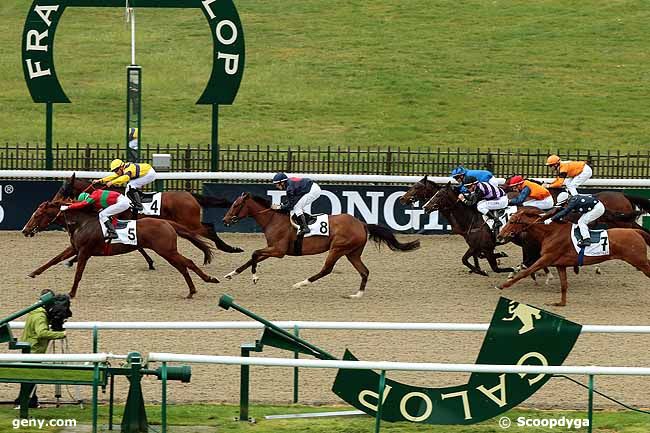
[293,279,311,289]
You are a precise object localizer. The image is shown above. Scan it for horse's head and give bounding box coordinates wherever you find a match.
[400,176,438,206]
[223,193,252,226]
[423,182,457,214]
[54,173,79,200]
[496,208,544,243]
[22,201,63,237]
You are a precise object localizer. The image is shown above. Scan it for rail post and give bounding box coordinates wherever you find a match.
[293,325,300,403]
[374,370,386,433]
[587,374,594,433]
[238,342,262,422]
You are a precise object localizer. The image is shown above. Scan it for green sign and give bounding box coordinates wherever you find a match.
[332,297,582,424]
[22,0,245,104]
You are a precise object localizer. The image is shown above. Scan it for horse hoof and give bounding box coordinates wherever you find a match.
[224,270,237,280]
[252,275,259,284]
[347,291,364,299]
[209,277,220,284]
[292,279,310,289]
[595,268,602,275]
[148,266,156,271]
[65,262,74,268]
[186,294,195,299]
[28,273,36,279]
[549,302,566,307]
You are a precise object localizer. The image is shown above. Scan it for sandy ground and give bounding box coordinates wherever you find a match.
[0,231,649,410]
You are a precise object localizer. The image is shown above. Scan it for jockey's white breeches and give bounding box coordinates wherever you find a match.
[565,165,592,196]
[577,201,605,240]
[98,195,131,224]
[487,177,500,189]
[523,195,554,211]
[292,183,321,216]
[477,195,509,214]
[126,168,157,192]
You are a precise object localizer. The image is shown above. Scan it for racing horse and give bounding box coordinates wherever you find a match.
[422,182,515,275]
[221,193,421,298]
[497,207,650,306]
[53,173,243,264]
[22,201,220,299]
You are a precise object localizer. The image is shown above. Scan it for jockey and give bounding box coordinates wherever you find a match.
[60,190,130,240]
[451,166,499,193]
[271,172,322,236]
[545,193,605,247]
[545,155,592,196]
[506,175,554,210]
[458,175,509,235]
[94,159,157,212]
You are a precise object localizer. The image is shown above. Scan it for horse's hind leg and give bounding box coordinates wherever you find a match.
[202,223,244,253]
[182,255,220,284]
[555,266,569,307]
[293,249,344,290]
[344,247,370,299]
[159,252,198,299]
[137,248,156,270]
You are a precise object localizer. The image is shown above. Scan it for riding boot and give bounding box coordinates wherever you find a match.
[296,214,310,237]
[103,220,118,240]
[127,189,144,212]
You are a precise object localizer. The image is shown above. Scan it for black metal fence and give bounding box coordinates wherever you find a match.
[3,142,650,180]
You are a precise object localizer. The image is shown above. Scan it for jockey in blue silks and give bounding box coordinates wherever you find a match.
[451,166,500,193]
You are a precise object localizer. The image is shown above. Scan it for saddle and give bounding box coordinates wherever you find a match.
[290,212,323,226]
[140,192,158,204]
[572,224,607,243]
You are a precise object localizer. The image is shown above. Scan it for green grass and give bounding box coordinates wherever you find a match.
[2,1,650,151]
[0,403,648,432]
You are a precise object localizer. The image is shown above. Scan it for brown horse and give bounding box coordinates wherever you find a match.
[22,201,220,298]
[55,173,242,254]
[221,193,420,298]
[497,207,650,306]
[421,182,515,275]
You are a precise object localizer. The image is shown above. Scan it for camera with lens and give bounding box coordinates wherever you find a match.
[45,294,73,332]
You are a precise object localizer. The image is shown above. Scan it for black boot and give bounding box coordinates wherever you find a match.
[103,220,118,240]
[128,189,144,212]
[296,214,310,236]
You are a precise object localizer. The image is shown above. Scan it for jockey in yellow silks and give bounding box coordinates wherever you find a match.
[94,159,156,211]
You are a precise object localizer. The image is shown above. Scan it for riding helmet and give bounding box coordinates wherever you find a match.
[556,192,570,205]
[546,155,561,166]
[272,172,289,184]
[451,166,467,177]
[464,175,479,185]
[110,159,124,172]
[508,175,525,186]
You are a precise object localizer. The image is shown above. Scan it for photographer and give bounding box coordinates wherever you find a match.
[15,289,71,409]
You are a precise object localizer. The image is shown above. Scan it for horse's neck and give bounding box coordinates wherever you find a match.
[526,222,562,243]
[248,202,276,228]
[445,201,476,231]
[424,182,439,199]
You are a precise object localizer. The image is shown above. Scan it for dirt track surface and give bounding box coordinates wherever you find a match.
[1,231,649,409]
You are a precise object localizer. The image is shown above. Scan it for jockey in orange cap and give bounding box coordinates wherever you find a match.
[545,155,592,196]
[506,176,554,210]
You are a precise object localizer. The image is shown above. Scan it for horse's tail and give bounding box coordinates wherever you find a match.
[167,221,215,265]
[191,193,232,208]
[366,224,420,251]
[624,194,650,214]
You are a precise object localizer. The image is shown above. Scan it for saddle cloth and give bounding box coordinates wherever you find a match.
[101,220,138,245]
[570,224,609,256]
[481,206,517,230]
[291,213,330,237]
[140,192,162,216]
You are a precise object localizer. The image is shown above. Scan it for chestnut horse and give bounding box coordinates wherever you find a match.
[221,193,420,298]
[497,207,650,306]
[22,201,220,298]
[53,174,242,259]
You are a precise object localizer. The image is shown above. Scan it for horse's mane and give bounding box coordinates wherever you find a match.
[251,195,271,208]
